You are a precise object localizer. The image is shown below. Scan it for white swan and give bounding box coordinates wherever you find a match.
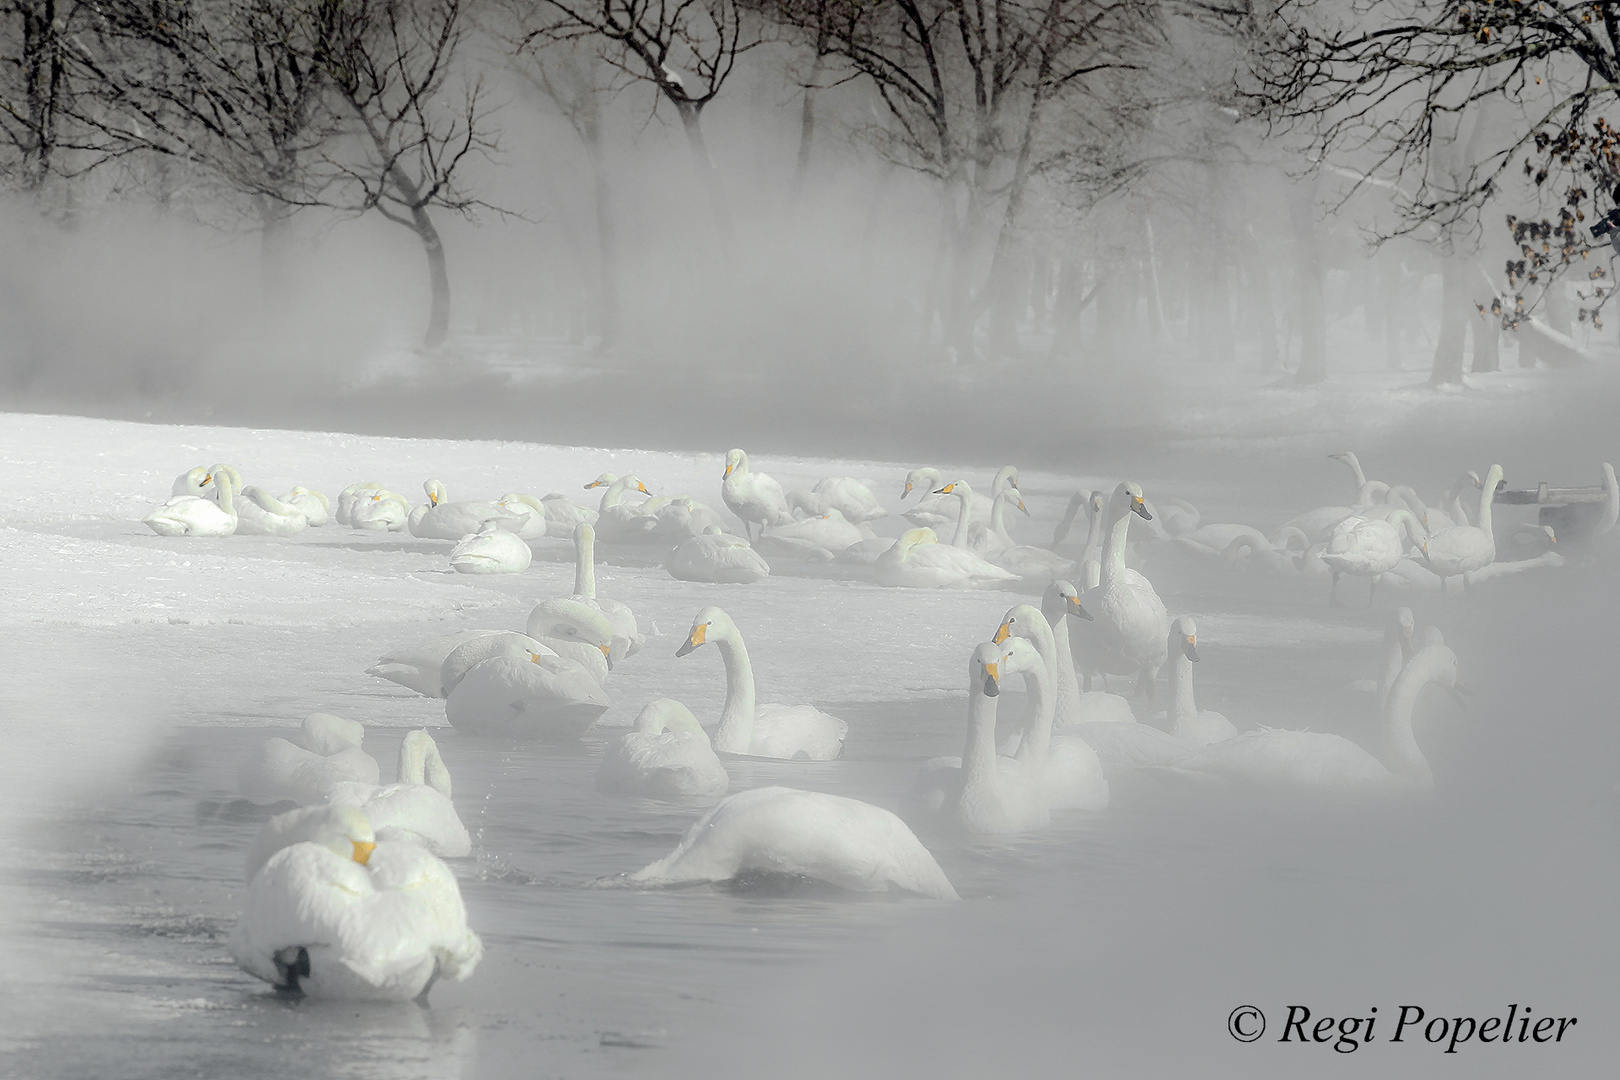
[239,713,381,804]
[675,607,847,760]
[236,486,310,536]
[1422,463,1503,590]
[1161,617,1236,747]
[367,629,497,697]
[1039,580,1136,727]
[281,487,330,527]
[570,522,642,660]
[650,496,728,542]
[450,520,533,574]
[499,491,600,539]
[351,488,412,531]
[597,699,730,799]
[721,449,794,541]
[144,464,238,536]
[525,597,614,685]
[756,507,872,560]
[668,526,771,584]
[324,730,471,859]
[439,631,554,696]
[1375,607,1418,702]
[983,491,1077,579]
[586,473,662,542]
[494,493,550,540]
[335,482,385,526]
[229,809,482,1001]
[900,467,955,530]
[873,527,1018,589]
[1080,481,1170,697]
[992,607,1109,811]
[626,786,957,900]
[444,643,612,740]
[1172,643,1466,795]
[908,640,1050,835]
[172,465,212,498]
[786,476,888,523]
[408,479,524,541]
[1320,508,1426,604]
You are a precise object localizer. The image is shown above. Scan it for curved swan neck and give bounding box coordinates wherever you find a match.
[1476,466,1502,538]
[1380,651,1444,787]
[1052,492,1083,549]
[710,630,756,753]
[574,529,596,597]
[949,484,973,547]
[213,468,237,514]
[1100,493,1132,587]
[1043,605,1082,722]
[1082,496,1104,565]
[1338,452,1367,492]
[1012,616,1058,763]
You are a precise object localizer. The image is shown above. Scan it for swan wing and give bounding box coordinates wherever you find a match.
[597,730,730,799]
[751,703,849,761]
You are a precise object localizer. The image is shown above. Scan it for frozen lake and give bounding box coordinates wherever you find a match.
[0,412,1613,1078]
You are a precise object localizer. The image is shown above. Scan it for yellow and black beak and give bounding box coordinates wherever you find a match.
[934,483,956,494]
[637,481,650,494]
[1016,498,1030,516]
[352,840,375,866]
[992,621,1012,644]
[1131,496,1152,521]
[1182,634,1199,662]
[724,461,734,478]
[202,473,213,486]
[902,481,913,497]
[982,661,1000,698]
[1068,595,1093,621]
[598,643,613,669]
[676,623,708,657]
[584,480,603,489]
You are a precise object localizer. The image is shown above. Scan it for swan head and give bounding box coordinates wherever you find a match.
[1003,490,1030,516]
[678,606,734,657]
[893,527,938,557]
[574,521,596,546]
[724,449,746,478]
[584,471,618,490]
[997,636,1044,677]
[622,475,651,496]
[634,698,706,737]
[970,641,1006,697]
[528,599,613,655]
[423,478,447,506]
[992,465,1020,494]
[1116,481,1151,520]
[1406,642,1467,705]
[1041,579,1091,622]
[316,806,377,865]
[934,480,971,498]
[1394,607,1415,640]
[1172,615,1199,662]
[992,603,1047,648]
[1088,491,1104,517]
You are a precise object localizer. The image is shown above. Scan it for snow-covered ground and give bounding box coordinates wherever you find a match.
[0,407,1614,1078]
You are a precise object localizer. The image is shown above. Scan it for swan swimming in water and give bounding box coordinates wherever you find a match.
[596,698,730,799]
[230,806,483,1000]
[445,636,611,741]
[624,786,957,900]
[1172,643,1468,795]
[1161,617,1237,748]
[368,629,498,697]
[526,597,614,685]
[323,730,471,860]
[1081,481,1170,697]
[676,607,847,760]
[238,713,381,805]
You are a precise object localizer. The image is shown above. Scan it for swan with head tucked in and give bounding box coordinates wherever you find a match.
[322,729,470,860]
[1080,481,1170,697]
[439,631,556,696]
[350,488,412,531]
[1421,464,1504,590]
[991,606,1109,811]
[1320,508,1426,605]
[335,482,386,527]
[450,521,533,574]
[721,449,794,541]
[1173,643,1466,795]
[873,527,1018,589]
[624,785,957,900]
[280,486,330,526]
[1160,617,1237,747]
[495,492,551,539]
[668,526,771,584]
[908,639,1050,835]
[757,507,873,561]
[597,698,730,799]
[786,476,887,523]
[229,806,482,1001]
[367,629,497,697]
[568,522,642,660]
[144,464,237,536]
[675,607,847,760]
[526,597,614,685]
[238,712,381,805]
[409,479,524,541]
[235,485,311,537]
[444,638,611,740]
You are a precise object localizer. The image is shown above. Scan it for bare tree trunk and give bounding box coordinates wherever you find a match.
[1141,215,1165,342]
[257,198,295,309]
[1378,245,1405,369]
[1289,179,1328,385]
[675,102,736,261]
[1238,226,1279,373]
[1468,267,1501,372]
[411,205,451,349]
[1429,256,1467,386]
[790,47,827,202]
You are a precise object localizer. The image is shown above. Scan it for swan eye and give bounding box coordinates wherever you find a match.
[566,627,577,636]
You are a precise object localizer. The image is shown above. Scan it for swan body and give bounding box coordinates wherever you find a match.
[230,820,482,1001]
[570,522,642,661]
[525,597,614,686]
[324,731,470,859]
[409,479,525,540]
[1039,580,1137,726]
[757,507,872,560]
[1080,482,1170,694]
[874,528,1018,589]
[350,489,412,531]
[368,629,497,697]
[336,482,385,527]
[450,521,532,574]
[234,483,310,536]
[1163,616,1236,747]
[1422,464,1503,587]
[900,467,957,530]
[628,786,957,900]
[444,647,611,740]
[668,527,770,584]
[439,631,553,696]
[676,607,847,760]
[494,493,551,539]
[597,699,730,799]
[1321,509,1425,604]
[144,464,238,536]
[239,713,381,805]
[834,536,895,566]
[1174,644,1464,794]
[280,486,330,526]
[909,640,1050,835]
[992,608,1109,811]
[787,476,887,523]
[588,474,662,542]
[721,449,794,541]
[650,496,728,542]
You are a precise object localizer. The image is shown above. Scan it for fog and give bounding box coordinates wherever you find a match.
[1,2,1618,1077]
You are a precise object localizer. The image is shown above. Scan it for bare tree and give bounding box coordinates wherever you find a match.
[317,0,498,347]
[0,1,81,192]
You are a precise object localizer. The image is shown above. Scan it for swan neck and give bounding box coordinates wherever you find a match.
[950,487,973,547]
[574,531,596,597]
[1169,653,1196,722]
[1100,500,1131,587]
[1341,453,1367,492]
[1082,503,1103,564]
[961,683,1001,792]
[711,632,756,754]
[1476,481,1497,537]
[1047,610,1081,723]
[214,469,236,514]
[1381,658,1436,787]
[600,478,628,512]
[1014,623,1058,763]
